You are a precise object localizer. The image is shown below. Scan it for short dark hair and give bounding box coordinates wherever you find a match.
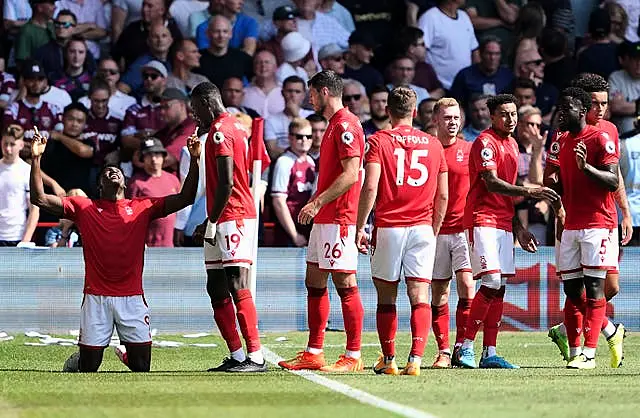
[306,113,327,124]
[308,70,343,97]
[63,102,89,116]
[387,86,417,119]
[561,87,593,112]
[479,35,501,52]
[514,77,536,91]
[418,97,437,111]
[168,39,194,64]
[486,94,518,114]
[56,9,77,23]
[283,75,306,89]
[88,77,110,96]
[571,72,609,93]
[539,28,567,58]
[395,26,424,54]
[469,93,490,105]
[368,84,389,100]
[588,8,611,40]
[192,81,223,105]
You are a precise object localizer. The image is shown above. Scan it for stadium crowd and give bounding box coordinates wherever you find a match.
[0,0,640,250]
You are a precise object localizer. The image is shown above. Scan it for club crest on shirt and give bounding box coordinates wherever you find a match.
[550,141,560,155]
[481,147,493,161]
[215,122,222,130]
[213,131,225,144]
[341,131,354,145]
[341,122,349,130]
[605,140,615,154]
[124,206,133,216]
[456,148,464,162]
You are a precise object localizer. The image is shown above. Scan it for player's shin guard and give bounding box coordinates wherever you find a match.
[482,286,505,349]
[234,289,261,353]
[337,286,364,353]
[584,298,607,353]
[376,304,397,357]
[456,298,472,345]
[212,297,243,353]
[564,294,586,350]
[307,286,329,350]
[410,303,430,357]
[464,286,496,342]
[431,303,450,352]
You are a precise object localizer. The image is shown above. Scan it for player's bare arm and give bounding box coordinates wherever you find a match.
[299,156,360,225]
[272,195,307,247]
[356,161,381,253]
[161,129,200,216]
[615,167,632,245]
[480,170,559,202]
[574,141,618,191]
[50,131,94,159]
[29,128,64,217]
[513,215,538,253]
[432,171,448,236]
[41,172,66,197]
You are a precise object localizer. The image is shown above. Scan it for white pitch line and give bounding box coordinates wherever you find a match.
[263,347,438,418]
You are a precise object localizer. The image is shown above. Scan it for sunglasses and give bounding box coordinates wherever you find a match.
[525,59,544,66]
[55,21,76,28]
[343,94,361,102]
[142,73,161,80]
[99,69,119,75]
[292,133,311,140]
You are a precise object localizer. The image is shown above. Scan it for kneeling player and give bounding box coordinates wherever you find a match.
[356,86,448,376]
[430,98,474,368]
[30,127,200,372]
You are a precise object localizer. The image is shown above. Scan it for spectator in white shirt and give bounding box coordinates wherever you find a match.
[318,0,355,33]
[242,50,285,118]
[0,125,39,246]
[293,0,350,61]
[54,0,109,59]
[79,58,136,119]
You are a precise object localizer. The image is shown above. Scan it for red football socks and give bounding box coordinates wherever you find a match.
[482,286,505,348]
[584,298,607,349]
[464,285,496,341]
[307,287,329,350]
[431,303,450,351]
[456,298,472,345]
[337,286,364,352]
[212,297,243,353]
[410,303,430,357]
[564,293,586,349]
[376,304,397,357]
[234,289,261,353]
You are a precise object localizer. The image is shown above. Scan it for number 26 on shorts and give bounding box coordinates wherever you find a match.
[323,243,342,259]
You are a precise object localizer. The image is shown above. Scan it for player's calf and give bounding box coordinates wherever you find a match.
[125,344,151,372]
[78,347,104,372]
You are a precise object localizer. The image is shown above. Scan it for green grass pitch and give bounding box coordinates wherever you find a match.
[1,331,640,418]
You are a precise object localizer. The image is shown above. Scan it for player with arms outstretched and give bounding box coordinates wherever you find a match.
[30,127,200,372]
[279,70,366,372]
[455,94,559,369]
[357,86,448,376]
[545,87,620,369]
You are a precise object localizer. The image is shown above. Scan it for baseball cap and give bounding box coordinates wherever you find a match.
[627,41,640,58]
[273,5,299,21]
[161,88,188,102]
[141,60,168,78]
[21,59,46,79]
[348,30,376,49]
[140,137,167,157]
[318,43,346,61]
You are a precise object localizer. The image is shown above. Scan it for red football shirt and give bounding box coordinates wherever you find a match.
[365,125,446,227]
[62,196,166,296]
[205,112,256,223]
[464,128,519,232]
[314,107,364,225]
[547,124,618,230]
[440,139,471,234]
[595,119,620,156]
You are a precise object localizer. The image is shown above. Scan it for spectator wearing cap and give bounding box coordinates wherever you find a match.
[15,0,56,62]
[2,60,63,157]
[30,67,73,111]
[41,102,96,195]
[265,75,313,159]
[154,88,197,173]
[293,0,350,62]
[51,37,93,102]
[344,30,384,95]
[194,0,259,56]
[318,0,355,33]
[362,84,390,138]
[395,26,443,99]
[0,72,17,111]
[609,41,640,135]
[195,15,253,91]
[242,50,284,118]
[539,28,576,92]
[260,6,313,67]
[121,60,168,156]
[275,31,313,84]
[577,9,621,81]
[449,36,514,109]
[166,39,209,95]
[79,58,136,119]
[222,77,260,118]
[119,23,174,100]
[84,78,124,171]
[53,0,108,60]
[318,43,346,75]
[127,136,181,247]
[386,56,429,105]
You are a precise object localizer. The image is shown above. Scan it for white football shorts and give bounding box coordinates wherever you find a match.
[204,218,257,270]
[467,226,515,288]
[306,223,358,273]
[558,228,619,280]
[432,232,473,280]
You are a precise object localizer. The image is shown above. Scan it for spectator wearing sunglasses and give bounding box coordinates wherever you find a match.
[318,43,346,75]
[51,37,92,102]
[514,44,558,123]
[53,0,108,60]
[270,117,316,247]
[15,0,56,63]
[79,58,136,119]
[386,56,429,106]
[342,79,368,123]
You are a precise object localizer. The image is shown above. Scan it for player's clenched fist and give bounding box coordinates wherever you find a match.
[298,199,321,225]
[187,127,201,158]
[31,126,47,158]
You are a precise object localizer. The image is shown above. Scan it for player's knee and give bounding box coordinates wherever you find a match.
[225,266,250,295]
[605,277,619,301]
[563,278,584,299]
[430,280,450,306]
[407,281,429,305]
[206,273,230,302]
[583,276,605,300]
[480,274,501,290]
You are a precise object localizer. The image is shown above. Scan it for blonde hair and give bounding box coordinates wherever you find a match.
[288,117,311,133]
[433,97,459,115]
[518,104,541,119]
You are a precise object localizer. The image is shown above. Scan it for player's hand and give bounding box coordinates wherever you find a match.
[574,141,587,170]
[187,127,201,158]
[527,186,559,202]
[173,229,185,247]
[292,232,308,247]
[31,127,47,158]
[516,228,538,253]
[355,228,369,254]
[192,221,208,246]
[620,215,633,246]
[298,200,320,225]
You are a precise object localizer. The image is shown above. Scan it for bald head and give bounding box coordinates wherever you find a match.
[207,15,232,50]
[148,22,173,54]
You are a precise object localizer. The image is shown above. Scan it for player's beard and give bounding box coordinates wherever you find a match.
[371,112,388,122]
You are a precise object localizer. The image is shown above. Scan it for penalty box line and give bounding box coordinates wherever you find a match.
[263,347,438,418]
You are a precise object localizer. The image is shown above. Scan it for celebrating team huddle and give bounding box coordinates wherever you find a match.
[28,70,627,373]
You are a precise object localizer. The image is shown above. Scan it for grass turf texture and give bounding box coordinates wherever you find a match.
[0,331,639,417]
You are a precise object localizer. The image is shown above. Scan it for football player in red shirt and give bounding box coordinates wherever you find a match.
[430,98,475,369]
[545,87,620,369]
[278,70,366,372]
[356,86,448,376]
[29,127,200,373]
[547,74,628,368]
[455,94,559,369]
[191,82,266,373]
